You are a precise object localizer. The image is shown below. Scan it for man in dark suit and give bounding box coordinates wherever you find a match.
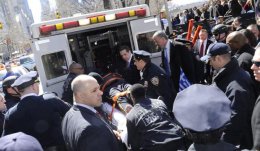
[118,45,140,84]
[61,62,84,105]
[3,71,71,150]
[61,75,124,151]
[152,31,196,91]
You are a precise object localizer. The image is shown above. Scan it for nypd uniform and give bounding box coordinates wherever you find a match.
[173,84,238,151]
[127,98,184,151]
[133,51,177,111]
[126,84,184,151]
[3,71,71,149]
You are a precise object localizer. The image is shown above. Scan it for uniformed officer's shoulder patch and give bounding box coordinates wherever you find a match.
[151,76,159,86]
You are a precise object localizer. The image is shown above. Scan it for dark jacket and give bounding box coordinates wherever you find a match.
[0,112,4,135]
[251,95,260,150]
[141,62,177,111]
[3,94,70,149]
[126,98,184,151]
[62,73,77,105]
[213,58,256,149]
[161,40,196,92]
[234,44,255,81]
[193,39,213,83]
[188,141,238,151]
[118,57,140,85]
[228,0,242,17]
[4,94,20,110]
[234,44,259,93]
[62,105,123,151]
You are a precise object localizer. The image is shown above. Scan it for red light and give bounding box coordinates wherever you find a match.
[135,8,146,17]
[63,21,79,29]
[40,25,56,35]
[115,12,129,19]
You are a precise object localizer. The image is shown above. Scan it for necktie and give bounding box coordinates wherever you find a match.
[126,61,130,68]
[199,41,204,57]
[164,48,171,76]
[96,111,103,119]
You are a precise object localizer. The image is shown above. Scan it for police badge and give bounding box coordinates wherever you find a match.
[151,77,159,86]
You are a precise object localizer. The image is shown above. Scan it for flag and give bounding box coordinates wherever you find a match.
[179,68,191,91]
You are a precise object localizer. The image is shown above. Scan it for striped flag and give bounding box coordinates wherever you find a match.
[179,68,191,91]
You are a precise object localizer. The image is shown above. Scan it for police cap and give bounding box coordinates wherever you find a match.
[11,71,39,90]
[0,132,43,151]
[2,75,18,89]
[173,84,231,132]
[133,50,151,60]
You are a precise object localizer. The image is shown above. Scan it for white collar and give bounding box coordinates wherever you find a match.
[200,39,207,43]
[75,102,97,113]
[127,54,133,63]
[21,93,38,100]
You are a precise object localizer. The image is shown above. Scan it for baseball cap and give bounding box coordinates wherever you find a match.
[200,43,231,62]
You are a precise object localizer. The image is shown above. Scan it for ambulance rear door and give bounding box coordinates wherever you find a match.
[130,16,162,66]
[31,34,72,97]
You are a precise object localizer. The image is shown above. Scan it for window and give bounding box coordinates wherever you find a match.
[41,51,68,80]
[136,31,159,53]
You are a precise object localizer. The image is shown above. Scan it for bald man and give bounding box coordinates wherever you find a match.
[226,31,256,81]
[247,24,260,43]
[61,75,124,151]
[61,62,84,104]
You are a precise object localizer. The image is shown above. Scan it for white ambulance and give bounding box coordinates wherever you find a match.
[30,4,162,97]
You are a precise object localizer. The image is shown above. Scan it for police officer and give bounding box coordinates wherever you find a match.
[126,84,185,151]
[212,24,229,43]
[3,71,71,150]
[2,76,20,110]
[133,50,176,111]
[173,84,238,151]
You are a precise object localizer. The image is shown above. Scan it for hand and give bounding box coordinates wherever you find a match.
[113,130,122,140]
[125,105,133,113]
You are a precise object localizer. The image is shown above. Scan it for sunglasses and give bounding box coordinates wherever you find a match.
[252,61,260,67]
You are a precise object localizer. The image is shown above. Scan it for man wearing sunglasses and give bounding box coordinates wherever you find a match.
[251,47,260,151]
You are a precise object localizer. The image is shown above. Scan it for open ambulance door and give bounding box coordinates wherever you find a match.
[31,34,72,97]
[130,16,162,66]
